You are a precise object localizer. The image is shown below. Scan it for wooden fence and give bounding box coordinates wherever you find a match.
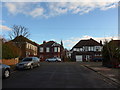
[0,58,19,65]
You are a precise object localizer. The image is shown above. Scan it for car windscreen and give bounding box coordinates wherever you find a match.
[22,58,32,61]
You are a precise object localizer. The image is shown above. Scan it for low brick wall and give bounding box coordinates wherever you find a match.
[0,58,19,65]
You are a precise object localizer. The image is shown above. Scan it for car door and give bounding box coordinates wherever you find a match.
[32,58,36,67]
[33,57,38,66]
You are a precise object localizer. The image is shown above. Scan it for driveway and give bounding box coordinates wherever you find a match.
[2,62,119,88]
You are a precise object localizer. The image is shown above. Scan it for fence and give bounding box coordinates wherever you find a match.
[0,58,19,65]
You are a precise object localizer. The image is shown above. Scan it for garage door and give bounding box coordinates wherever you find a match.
[76,55,82,62]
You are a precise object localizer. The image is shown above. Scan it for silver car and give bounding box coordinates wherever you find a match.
[16,57,40,70]
[45,57,61,62]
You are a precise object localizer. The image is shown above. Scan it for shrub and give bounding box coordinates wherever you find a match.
[2,42,21,59]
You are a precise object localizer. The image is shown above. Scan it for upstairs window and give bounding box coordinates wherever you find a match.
[73,48,77,51]
[58,47,60,52]
[46,47,50,52]
[39,47,44,52]
[54,47,57,52]
[80,48,83,51]
[90,47,94,51]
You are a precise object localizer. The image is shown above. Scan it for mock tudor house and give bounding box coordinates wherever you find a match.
[39,41,64,61]
[71,38,103,62]
[11,35,39,59]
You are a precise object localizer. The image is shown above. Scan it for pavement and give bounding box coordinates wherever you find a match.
[2,62,119,89]
[79,62,120,85]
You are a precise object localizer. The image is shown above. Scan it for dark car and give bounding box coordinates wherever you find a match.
[16,57,40,70]
[0,63,11,78]
[93,58,103,62]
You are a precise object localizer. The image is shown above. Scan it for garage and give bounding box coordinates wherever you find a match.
[76,55,83,62]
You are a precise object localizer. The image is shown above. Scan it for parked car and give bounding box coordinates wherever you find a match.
[16,57,40,70]
[0,63,11,78]
[113,63,120,68]
[45,57,61,62]
[93,58,103,62]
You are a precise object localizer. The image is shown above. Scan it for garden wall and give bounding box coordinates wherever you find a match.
[0,58,19,65]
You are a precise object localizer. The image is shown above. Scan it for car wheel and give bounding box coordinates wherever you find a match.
[37,63,40,67]
[30,65,33,69]
[4,69,10,78]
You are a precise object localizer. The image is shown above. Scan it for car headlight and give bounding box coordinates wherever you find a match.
[27,63,31,66]
[23,64,27,66]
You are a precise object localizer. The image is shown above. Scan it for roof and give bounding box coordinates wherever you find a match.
[109,40,120,46]
[12,35,39,46]
[73,38,103,48]
[39,41,61,47]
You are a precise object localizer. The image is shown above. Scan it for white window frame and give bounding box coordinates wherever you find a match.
[80,48,83,51]
[54,47,58,52]
[58,47,60,52]
[46,47,50,52]
[73,48,77,51]
[40,47,44,52]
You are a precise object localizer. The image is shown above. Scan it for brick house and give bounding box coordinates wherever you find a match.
[71,38,103,62]
[11,35,39,59]
[39,41,64,61]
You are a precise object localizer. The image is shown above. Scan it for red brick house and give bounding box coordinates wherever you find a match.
[39,41,64,61]
[11,35,39,59]
[71,38,103,62]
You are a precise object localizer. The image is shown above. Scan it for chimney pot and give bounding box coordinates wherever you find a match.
[43,41,46,44]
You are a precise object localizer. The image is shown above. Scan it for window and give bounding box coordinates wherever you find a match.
[54,47,57,52]
[80,48,83,51]
[91,47,93,51]
[26,43,30,49]
[88,46,90,51]
[39,47,44,52]
[84,46,88,51]
[76,48,79,51]
[46,47,50,52]
[93,46,96,51]
[73,48,77,51]
[95,46,101,51]
[58,47,60,52]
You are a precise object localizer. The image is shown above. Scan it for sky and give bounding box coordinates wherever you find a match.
[0,1,119,49]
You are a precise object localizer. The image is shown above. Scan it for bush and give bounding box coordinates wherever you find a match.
[102,40,120,66]
[2,42,21,59]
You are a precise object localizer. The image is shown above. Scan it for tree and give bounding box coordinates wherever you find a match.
[9,25,30,40]
[2,42,21,59]
[102,39,120,66]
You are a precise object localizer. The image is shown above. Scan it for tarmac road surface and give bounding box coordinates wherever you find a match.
[2,62,119,89]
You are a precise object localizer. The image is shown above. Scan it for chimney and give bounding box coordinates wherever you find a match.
[43,41,46,44]
[100,40,102,45]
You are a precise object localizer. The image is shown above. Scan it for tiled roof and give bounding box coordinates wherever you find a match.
[12,35,39,46]
[73,38,102,48]
[39,41,61,47]
[109,40,120,46]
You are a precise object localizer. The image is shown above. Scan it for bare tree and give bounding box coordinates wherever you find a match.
[9,25,30,40]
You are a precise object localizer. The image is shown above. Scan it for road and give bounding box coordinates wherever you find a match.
[2,62,119,88]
